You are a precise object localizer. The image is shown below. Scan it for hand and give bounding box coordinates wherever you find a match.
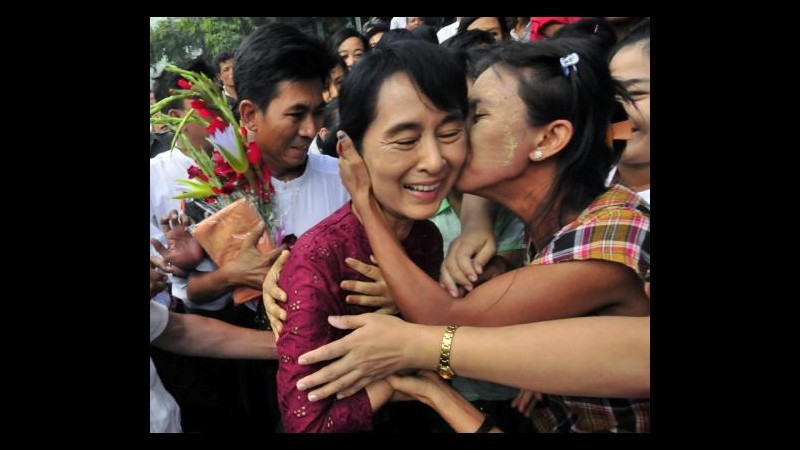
[387,370,450,404]
[263,249,290,340]
[296,313,415,402]
[150,260,168,299]
[150,209,203,277]
[337,131,372,208]
[474,254,511,286]
[341,255,397,315]
[440,227,497,297]
[224,222,288,289]
[510,389,540,417]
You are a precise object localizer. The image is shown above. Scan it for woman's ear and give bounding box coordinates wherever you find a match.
[529,119,573,162]
[239,99,258,132]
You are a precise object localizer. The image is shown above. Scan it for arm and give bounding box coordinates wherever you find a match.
[276,247,389,433]
[388,371,501,433]
[339,135,644,326]
[298,313,649,401]
[152,311,277,360]
[440,194,497,295]
[187,223,286,303]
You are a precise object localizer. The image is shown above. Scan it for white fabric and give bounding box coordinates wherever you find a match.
[308,137,322,155]
[149,147,231,310]
[390,17,407,30]
[437,20,460,43]
[637,189,650,205]
[150,301,181,433]
[270,152,350,240]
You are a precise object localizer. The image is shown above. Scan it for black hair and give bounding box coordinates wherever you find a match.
[365,23,389,43]
[213,51,234,71]
[411,24,438,44]
[458,17,510,41]
[441,29,496,49]
[374,29,419,49]
[318,98,341,158]
[338,40,467,152]
[553,18,618,55]
[609,18,650,60]
[152,57,215,114]
[234,23,332,112]
[476,38,618,230]
[327,27,369,57]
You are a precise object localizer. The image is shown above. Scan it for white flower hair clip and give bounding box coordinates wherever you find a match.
[559,52,580,78]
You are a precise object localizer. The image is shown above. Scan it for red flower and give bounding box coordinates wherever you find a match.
[240,126,249,138]
[186,165,209,182]
[212,151,237,178]
[189,98,207,110]
[247,142,260,165]
[206,117,226,135]
[177,79,192,90]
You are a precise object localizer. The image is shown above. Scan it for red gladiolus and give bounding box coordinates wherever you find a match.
[189,98,208,110]
[206,117,226,135]
[240,126,248,138]
[177,79,192,90]
[247,142,260,165]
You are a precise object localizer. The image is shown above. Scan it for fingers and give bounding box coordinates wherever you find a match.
[345,294,389,308]
[472,243,496,273]
[267,313,284,338]
[336,130,356,159]
[307,370,368,402]
[150,237,168,258]
[438,266,462,298]
[179,213,192,227]
[149,253,169,271]
[263,244,289,267]
[296,315,364,366]
[341,279,383,297]
[345,257,383,281]
[243,221,267,249]
[159,210,180,234]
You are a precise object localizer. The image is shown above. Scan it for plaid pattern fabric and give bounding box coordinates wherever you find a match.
[530,184,650,432]
[532,184,650,280]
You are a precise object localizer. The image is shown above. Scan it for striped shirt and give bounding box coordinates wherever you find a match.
[530,184,650,432]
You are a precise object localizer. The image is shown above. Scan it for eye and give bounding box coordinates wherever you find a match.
[438,129,463,143]
[395,137,419,147]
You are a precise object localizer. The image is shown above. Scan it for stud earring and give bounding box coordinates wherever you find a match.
[533,150,543,160]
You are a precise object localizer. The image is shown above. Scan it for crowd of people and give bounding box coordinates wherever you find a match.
[150,16,650,433]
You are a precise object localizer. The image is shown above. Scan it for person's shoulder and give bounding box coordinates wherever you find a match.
[306,153,340,176]
[292,203,357,252]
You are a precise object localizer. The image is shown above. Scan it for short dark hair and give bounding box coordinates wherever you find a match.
[152,57,215,114]
[327,28,369,57]
[476,38,617,229]
[458,17,511,41]
[234,24,332,112]
[339,40,467,152]
[609,18,650,60]
[214,51,234,71]
[553,18,618,55]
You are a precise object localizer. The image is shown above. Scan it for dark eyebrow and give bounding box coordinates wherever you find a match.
[620,78,650,89]
[385,121,421,137]
[286,103,311,113]
[440,112,464,126]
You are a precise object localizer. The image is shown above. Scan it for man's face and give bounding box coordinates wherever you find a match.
[246,79,325,177]
[218,59,234,87]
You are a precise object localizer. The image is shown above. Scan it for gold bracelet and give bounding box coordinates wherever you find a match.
[437,325,459,380]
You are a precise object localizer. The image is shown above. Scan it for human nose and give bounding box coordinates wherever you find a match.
[299,113,319,138]
[417,138,447,174]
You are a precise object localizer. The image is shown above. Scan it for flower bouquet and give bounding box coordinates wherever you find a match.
[150,64,277,304]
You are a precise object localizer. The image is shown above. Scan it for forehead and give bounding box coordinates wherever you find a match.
[610,45,650,78]
[339,36,364,51]
[472,66,518,104]
[469,17,501,31]
[269,79,324,109]
[371,73,441,124]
